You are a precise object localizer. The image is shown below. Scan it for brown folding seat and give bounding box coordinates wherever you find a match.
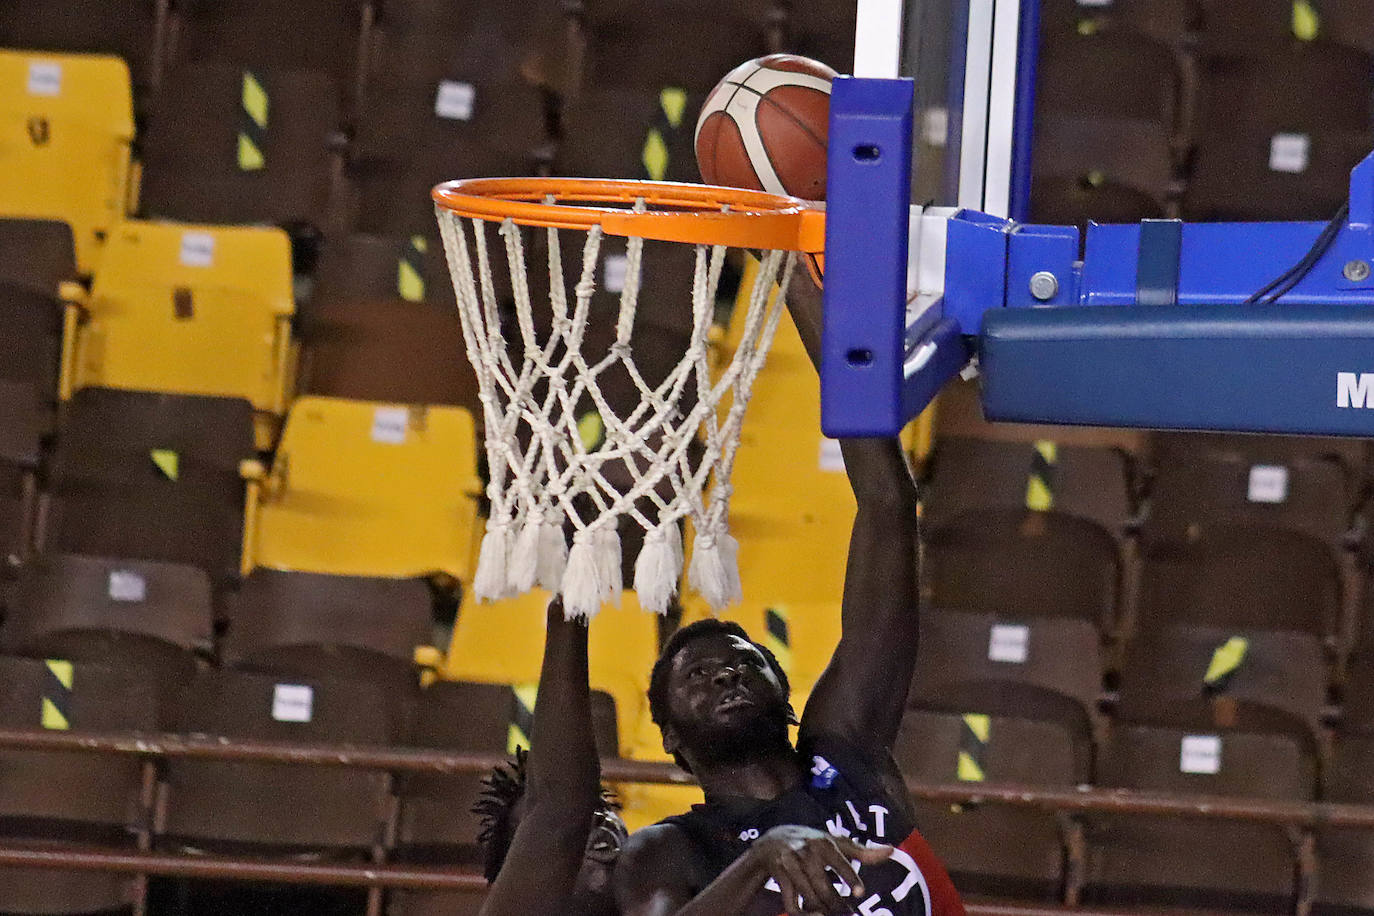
[0,0,161,89]
[924,510,1121,626]
[909,608,1105,733]
[159,668,405,854]
[350,24,548,236]
[1084,706,1317,910]
[1031,115,1175,217]
[1183,44,1374,221]
[1135,529,1341,639]
[298,234,479,411]
[780,0,856,73]
[559,86,704,183]
[1037,31,1183,127]
[138,61,342,235]
[1117,623,1328,738]
[0,654,160,914]
[575,0,775,92]
[1030,173,1168,228]
[168,0,369,101]
[389,890,487,916]
[1320,0,1374,55]
[1314,731,1374,913]
[895,706,1090,901]
[1333,638,1374,732]
[42,388,255,584]
[923,436,1135,537]
[1150,431,1368,505]
[1196,0,1315,52]
[220,568,434,695]
[393,679,620,873]
[1039,0,1198,46]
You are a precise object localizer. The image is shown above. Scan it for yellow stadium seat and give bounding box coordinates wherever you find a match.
[444,589,661,757]
[0,50,134,274]
[68,220,295,433]
[247,396,482,580]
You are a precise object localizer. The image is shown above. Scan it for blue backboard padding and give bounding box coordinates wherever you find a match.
[821,76,915,436]
[980,303,1374,436]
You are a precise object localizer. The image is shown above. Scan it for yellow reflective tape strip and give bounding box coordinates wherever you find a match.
[956,751,985,782]
[151,449,179,481]
[42,659,73,731]
[1204,636,1249,687]
[1026,440,1058,512]
[958,713,989,782]
[577,411,605,451]
[1293,0,1320,41]
[398,260,424,302]
[507,683,537,755]
[242,72,269,129]
[660,87,688,128]
[237,133,265,170]
[641,128,668,181]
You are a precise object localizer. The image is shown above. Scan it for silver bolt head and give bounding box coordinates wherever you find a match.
[1029,270,1059,301]
[1344,260,1371,282]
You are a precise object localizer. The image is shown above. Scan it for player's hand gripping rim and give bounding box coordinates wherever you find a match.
[751,825,894,916]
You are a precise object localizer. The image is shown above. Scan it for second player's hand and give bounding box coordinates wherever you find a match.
[749,825,893,916]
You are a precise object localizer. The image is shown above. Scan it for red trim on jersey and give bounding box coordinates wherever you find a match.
[899,828,966,916]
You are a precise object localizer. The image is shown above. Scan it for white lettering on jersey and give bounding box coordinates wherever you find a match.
[827,814,852,838]
[845,800,870,832]
[869,804,889,839]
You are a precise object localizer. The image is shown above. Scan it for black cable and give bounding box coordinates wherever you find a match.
[1243,202,1349,305]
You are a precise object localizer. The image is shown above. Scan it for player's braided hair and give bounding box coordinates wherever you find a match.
[473,747,621,884]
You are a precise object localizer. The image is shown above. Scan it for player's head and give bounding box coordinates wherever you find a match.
[474,749,628,900]
[648,618,796,773]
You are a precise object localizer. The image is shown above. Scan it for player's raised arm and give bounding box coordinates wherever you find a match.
[479,598,613,916]
[785,273,923,764]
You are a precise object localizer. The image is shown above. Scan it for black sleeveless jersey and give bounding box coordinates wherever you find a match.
[659,737,965,916]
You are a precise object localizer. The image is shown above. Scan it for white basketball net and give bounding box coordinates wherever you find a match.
[437,203,796,620]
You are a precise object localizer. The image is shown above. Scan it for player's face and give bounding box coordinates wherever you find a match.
[662,633,789,758]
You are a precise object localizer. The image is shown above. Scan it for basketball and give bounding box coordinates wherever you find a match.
[695,53,837,201]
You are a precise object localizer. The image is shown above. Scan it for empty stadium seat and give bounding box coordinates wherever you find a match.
[1037,31,1184,129]
[559,86,704,183]
[1315,731,1374,913]
[1183,44,1374,222]
[0,49,134,274]
[781,0,856,72]
[298,234,478,410]
[139,62,341,235]
[574,0,774,91]
[69,220,294,429]
[351,23,547,235]
[909,609,1105,734]
[160,668,405,851]
[169,0,369,101]
[1116,623,1328,738]
[1039,0,1197,46]
[895,706,1090,901]
[221,567,435,693]
[1319,0,1374,55]
[1150,431,1369,494]
[0,655,159,914]
[1085,709,1317,910]
[0,0,162,91]
[247,396,481,579]
[1031,115,1175,224]
[395,678,620,867]
[1196,0,1316,51]
[41,388,257,584]
[445,590,657,755]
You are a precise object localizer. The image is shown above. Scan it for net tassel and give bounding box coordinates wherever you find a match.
[597,525,624,609]
[507,516,543,593]
[634,523,683,614]
[535,512,569,591]
[688,529,743,611]
[473,522,512,602]
[562,529,607,620]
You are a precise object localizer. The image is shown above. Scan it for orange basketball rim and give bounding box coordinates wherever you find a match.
[432,177,826,254]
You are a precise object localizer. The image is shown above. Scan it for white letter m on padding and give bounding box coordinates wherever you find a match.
[1338,372,1374,408]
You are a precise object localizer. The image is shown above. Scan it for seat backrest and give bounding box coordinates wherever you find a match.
[251,396,481,579]
[924,510,1120,626]
[78,221,295,413]
[1135,528,1340,638]
[58,387,257,471]
[1196,0,1316,51]
[910,609,1104,729]
[558,85,705,182]
[1319,0,1374,54]
[1031,114,1174,201]
[1193,43,1374,135]
[781,0,857,72]
[1117,623,1327,736]
[222,567,435,664]
[1039,0,1197,46]
[1030,174,1168,228]
[895,706,1089,786]
[1149,431,1368,487]
[445,590,656,755]
[924,436,1134,537]
[1037,31,1182,126]
[0,654,157,828]
[0,218,76,296]
[4,553,215,654]
[0,49,134,273]
[139,62,340,230]
[310,233,456,313]
[162,668,404,849]
[0,1,160,85]
[398,678,620,854]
